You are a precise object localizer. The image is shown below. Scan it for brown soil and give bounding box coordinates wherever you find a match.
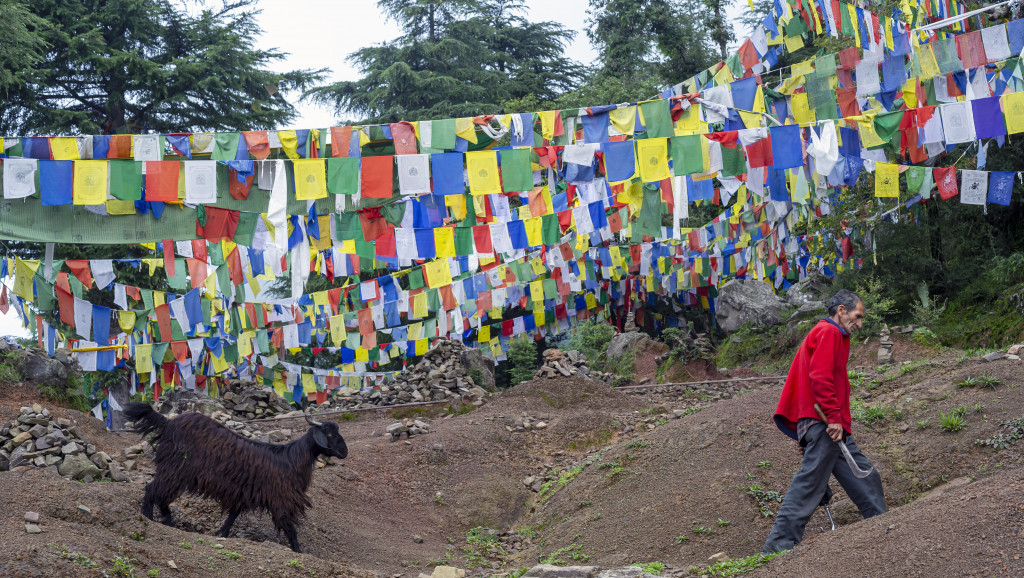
[0,335,1022,577]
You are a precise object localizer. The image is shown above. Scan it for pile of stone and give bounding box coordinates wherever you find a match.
[877,325,895,364]
[334,339,492,409]
[385,418,433,442]
[505,412,549,433]
[536,349,596,379]
[218,385,293,420]
[0,404,129,482]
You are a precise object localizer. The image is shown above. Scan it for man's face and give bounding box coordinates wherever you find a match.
[836,301,865,334]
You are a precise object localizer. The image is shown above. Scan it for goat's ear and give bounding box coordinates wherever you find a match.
[312,428,329,450]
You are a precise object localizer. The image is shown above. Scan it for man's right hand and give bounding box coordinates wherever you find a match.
[826,423,844,442]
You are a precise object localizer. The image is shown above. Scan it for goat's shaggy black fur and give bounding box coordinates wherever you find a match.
[123,402,347,553]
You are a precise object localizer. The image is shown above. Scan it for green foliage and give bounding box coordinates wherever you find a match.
[507,336,538,386]
[939,411,968,433]
[630,562,666,574]
[660,327,713,365]
[538,464,586,503]
[467,367,484,387]
[705,551,786,577]
[586,0,715,88]
[0,360,18,384]
[911,327,941,347]
[566,322,616,367]
[626,440,650,449]
[540,543,589,565]
[307,0,583,123]
[839,275,896,336]
[743,484,783,517]
[3,0,324,135]
[716,319,804,373]
[976,417,1024,450]
[955,375,1002,389]
[851,399,895,425]
[111,554,137,577]
[0,1,47,93]
[51,544,98,569]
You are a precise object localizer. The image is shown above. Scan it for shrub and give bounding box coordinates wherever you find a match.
[567,322,615,365]
[850,276,897,335]
[507,336,538,387]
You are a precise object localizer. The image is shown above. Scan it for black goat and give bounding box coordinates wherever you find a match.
[123,402,347,553]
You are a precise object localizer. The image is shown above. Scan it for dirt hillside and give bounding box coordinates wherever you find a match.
[0,336,1022,577]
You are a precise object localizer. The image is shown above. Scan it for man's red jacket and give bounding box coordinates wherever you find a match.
[774,318,852,440]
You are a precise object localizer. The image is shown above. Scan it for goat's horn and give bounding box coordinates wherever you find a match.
[305,412,322,427]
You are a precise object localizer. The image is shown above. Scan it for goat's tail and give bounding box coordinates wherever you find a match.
[123,402,167,441]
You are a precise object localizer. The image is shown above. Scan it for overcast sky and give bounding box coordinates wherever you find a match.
[0,0,746,338]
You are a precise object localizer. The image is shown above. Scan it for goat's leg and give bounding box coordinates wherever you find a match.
[141,484,156,521]
[218,509,242,538]
[158,500,175,527]
[281,522,302,553]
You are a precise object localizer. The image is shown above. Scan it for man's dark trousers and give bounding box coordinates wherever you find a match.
[762,421,886,553]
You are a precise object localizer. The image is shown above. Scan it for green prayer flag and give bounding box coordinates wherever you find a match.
[840,3,854,36]
[110,161,144,201]
[872,110,905,148]
[212,133,241,161]
[408,267,424,290]
[208,243,225,266]
[640,99,674,139]
[541,213,560,245]
[543,278,558,300]
[454,227,474,256]
[327,158,359,195]
[167,259,188,291]
[500,148,533,193]
[336,212,360,241]
[233,212,259,246]
[721,146,746,178]
[427,289,440,312]
[671,135,704,175]
[431,119,457,150]
[815,54,837,77]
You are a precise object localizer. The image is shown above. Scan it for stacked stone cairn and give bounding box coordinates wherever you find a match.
[877,325,894,364]
[534,349,614,382]
[155,380,292,421]
[334,339,488,409]
[0,403,129,482]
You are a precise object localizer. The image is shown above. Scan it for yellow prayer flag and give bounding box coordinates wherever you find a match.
[466,151,502,196]
[423,259,453,288]
[330,314,346,345]
[412,292,429,319]
[784,32,805,53]
[293,159,327,200]
[415,338,429,356]
[355,348,369,362]
[106,199,137,215]
[533,308,546,328]
[273,374,287,399]
[609,106,637,135]
[855,114,885,149]
[445,194,467,220]
[636,138,670,183]
[848,4,861,47]
[713,64,734,86]
[539,110,561,140]
[478,324,490,342]
[915,44,940,80]
[135,343,153,374]
[875,162,900,197]
[530,258,546,276]
[277,130,299,160]
[525,217,543,246]
[455,117,478,144]
[791,93,815,125]
[238,332,253,358]
[902,78,918,109]
[13,258,39,300]
[211,352,228,373]
[530,279,544,301]
[50,137,80,160]
[434,227,455,259]
[1003,92,1024,134]
[73,160,109,205]
[118,311,136,334]
[585,293,596,309]
[489,339,502,358]
[301,373,315,393]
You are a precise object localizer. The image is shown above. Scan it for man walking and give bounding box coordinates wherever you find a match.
[762,289,886,553]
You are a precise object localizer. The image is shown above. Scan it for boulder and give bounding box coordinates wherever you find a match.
[606,331,652,361]
[789,301,826,323]
[459,346,495,391]
[57,454,101,480]
[715,278,788,332]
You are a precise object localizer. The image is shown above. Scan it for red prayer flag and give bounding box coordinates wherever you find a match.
[361,155,394,198]
[65,260,94,289]
[146,161,180,203]
[330,126,353,158]
[934,166,959,200]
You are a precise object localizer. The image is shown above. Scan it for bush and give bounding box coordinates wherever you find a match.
[507,336,538,387]
[567,322,615,365]
[847,276,896,335]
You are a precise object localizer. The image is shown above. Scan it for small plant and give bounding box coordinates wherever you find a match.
[626,440,650,449]
[52,544,99,569]
[433,492,446,506]
[340,412,356,421]
[630,562,666,574]
[675,535,690,543]
[179,541,193,550]
[655,417,669,426]
[717,518,731,527]
[706,551,787,577]
[940,411,968,432]
[147,570,160,578]
[743,484,784,517]
[426,545,456,567]
[957,375,1003,389]
[916,418,932,429]
[218,551,242,561]
[540,543,589,565]
[693,526,714,535]
[112,554,137,577]
[758,461,772,468]
[976,417,1024,450]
